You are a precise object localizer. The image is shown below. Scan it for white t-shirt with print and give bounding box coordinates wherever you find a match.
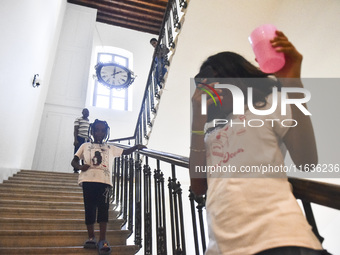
[75,143,123,186]
[204,93,322,255]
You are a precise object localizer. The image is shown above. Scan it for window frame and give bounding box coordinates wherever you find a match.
[92,52,130,111]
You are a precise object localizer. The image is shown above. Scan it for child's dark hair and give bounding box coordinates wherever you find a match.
[88,119,110,143]
[199,51,281,122]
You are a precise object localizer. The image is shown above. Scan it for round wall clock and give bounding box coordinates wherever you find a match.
[95,62,135,89]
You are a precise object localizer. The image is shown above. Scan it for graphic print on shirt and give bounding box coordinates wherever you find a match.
[89,147,110,178]
[92,151,102,165]
[208,115,246,166]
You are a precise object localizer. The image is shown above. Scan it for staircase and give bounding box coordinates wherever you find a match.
[0,170,139,255]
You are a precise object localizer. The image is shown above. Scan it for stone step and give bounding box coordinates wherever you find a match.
[0,199,118,211]
[0,245,139,255]
[0,170,132,254]
[0,182,82,192]
[0,229,131,247]
[0,199,84,209]
[9,175,79,183]
[20,169,78,177]
[0,186,83,198]
[4,178,79,187]
[0,192,83,202]
[0,218,124,231]
[16,170,79,179]
[0,207,118,219]
[14,171,78,180]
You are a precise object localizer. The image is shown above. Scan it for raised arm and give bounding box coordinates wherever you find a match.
[272,31,318,168]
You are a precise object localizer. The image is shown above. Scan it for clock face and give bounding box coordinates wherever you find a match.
[96,63,133,89]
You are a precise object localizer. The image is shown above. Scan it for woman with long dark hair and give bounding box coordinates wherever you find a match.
[189,31,323,255]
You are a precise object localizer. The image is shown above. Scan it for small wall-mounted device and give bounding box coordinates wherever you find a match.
[32,74,40,88]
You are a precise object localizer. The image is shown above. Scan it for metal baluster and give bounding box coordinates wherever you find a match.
[168,175,176,254]
[128,156,134,236]
[149,84,156,114]
[177,180,186,255]
[154,162,160,242]
[188,189,200,255]
[196,195,206,253]
[167,17,175,49]
[153,60,160,97]
[154,160,167,254]
[138,115,142,145]
[115,157,121,213]
[155,163,160,253]
[119,155,125,217]
[179,0,188,9]
[123,155,129,226]
[135,154,142,249]
[171,168,181,254]
[142,105,149,140]
[160,165,167,254]
[172,0,181,30]
[161,27,167,53]
[112,158,118,205]
[168,164,184,255]
[145,92,152,127]
[144,156,152,254]
[161,35,170,68]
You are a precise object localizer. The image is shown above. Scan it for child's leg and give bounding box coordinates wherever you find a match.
[82,182,97,238]
[87,224,95,239]
[99,222,107,241]
[97,185,111,241]
[82,182,98,249]
[97,185,112,253]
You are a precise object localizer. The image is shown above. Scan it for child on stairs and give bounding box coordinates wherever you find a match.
[71,119,145,255]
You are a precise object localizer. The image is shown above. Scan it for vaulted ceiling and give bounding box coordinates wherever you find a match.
[67,0,169,35]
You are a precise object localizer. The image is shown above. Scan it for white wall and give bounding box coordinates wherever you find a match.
[32,3,156,173]
[32,3,97,172]
[147,0,340,253]
[148,0,340,155]
[0,0,66,182]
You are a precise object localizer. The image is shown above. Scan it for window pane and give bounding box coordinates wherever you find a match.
[111,98,125,110]
[114,56,127,67]
[97,84,110,95]
[99,54,113,63]
[111,89,125,97]
[96,95,110,108]
[93,51,131,111]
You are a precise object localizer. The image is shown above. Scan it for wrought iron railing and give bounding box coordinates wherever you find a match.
[110,0,188,146]
[111,144,206,255]
[111,143,340,255]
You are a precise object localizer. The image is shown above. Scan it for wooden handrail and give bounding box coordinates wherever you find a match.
[288,177,340,210]
[111,143,189,168]
[112,142,340,210]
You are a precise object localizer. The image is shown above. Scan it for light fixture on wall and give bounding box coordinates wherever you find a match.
[32,74,40,88]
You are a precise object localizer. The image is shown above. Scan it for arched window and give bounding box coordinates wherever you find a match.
[92,47,133,111]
